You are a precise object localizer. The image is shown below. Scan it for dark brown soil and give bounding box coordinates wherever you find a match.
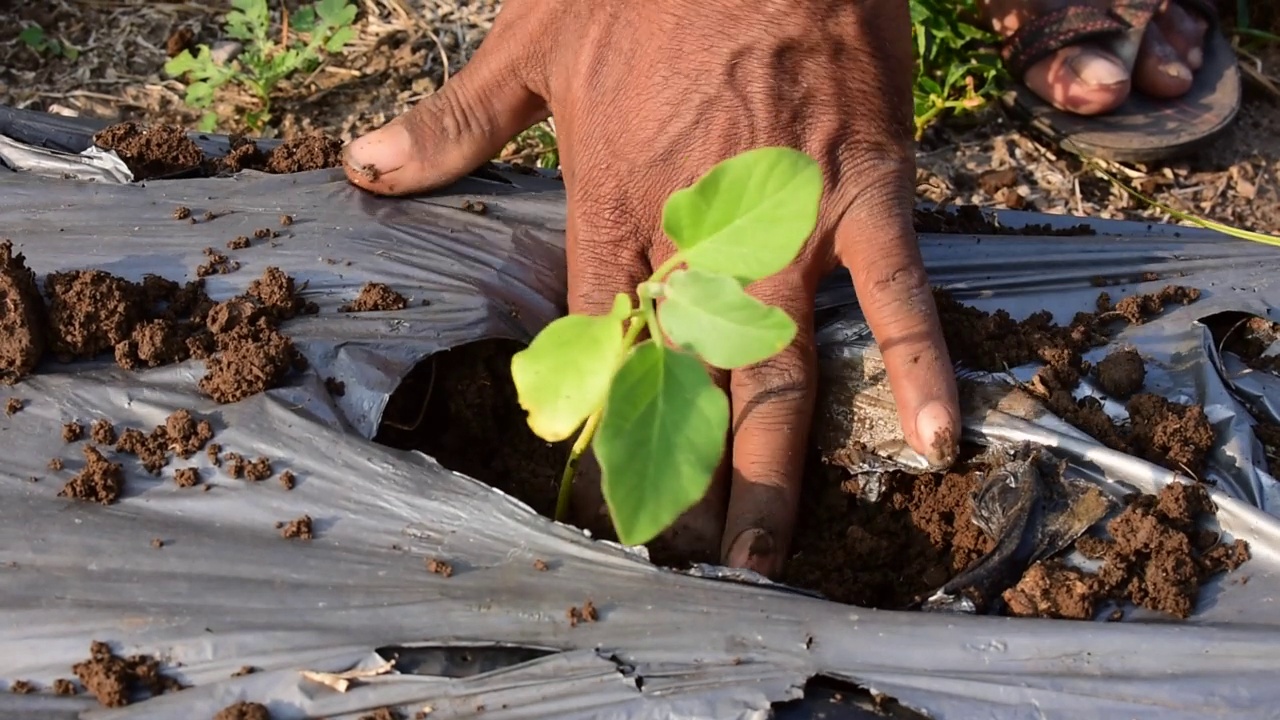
[174,467,200,488]
[52,678,77,695]
[228,236,251,250]
[938,285,1215,477]
[71,640,183,708]
[214,701,272,720]
[341,283,408,313]
[91,419,117,445]
[113,409,216,476]
[44,270,140,361]
[782,452,997,608]
[913,205,1095,236]
[92,122,204,180]
[4,397,21,415]
[8,680,33,694]
[197,247,239,277]
[279,515,313,540]
[58,445,124,505]
[279,470,296,490]
[93,122,345,181]
[1214,314,1280,375]
[1005,483,1250,620]
[0,241,47,383]
[1094,348,1146,398]
[325,377,346,396]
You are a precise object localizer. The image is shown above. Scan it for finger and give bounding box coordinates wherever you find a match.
[835,162,960,469]
[342,33,548,196]
[1132,21,1194,98]
[720,273,818,578]
[1155,2,1208,70]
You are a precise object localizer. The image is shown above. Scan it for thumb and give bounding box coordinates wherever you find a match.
[343,41,548,196]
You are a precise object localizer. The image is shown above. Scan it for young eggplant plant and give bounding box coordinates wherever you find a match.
[510,147,823,546]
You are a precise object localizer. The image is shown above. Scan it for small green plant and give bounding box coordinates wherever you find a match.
[510,147,823,545]
[19,24,79,61]
[164,0,358,133]
[909,0,1002,137]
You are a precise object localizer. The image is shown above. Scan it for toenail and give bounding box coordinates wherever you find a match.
[1160,61,1192,81]
[1066,52,1129,87]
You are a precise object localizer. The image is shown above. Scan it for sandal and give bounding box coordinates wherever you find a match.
[999,0,1241,163]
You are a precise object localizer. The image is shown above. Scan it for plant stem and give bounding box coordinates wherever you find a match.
[552,313,648,523]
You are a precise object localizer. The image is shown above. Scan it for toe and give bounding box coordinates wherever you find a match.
[1132,22,1194,98]
[1155,2,1209,70]
[1024,44,1131,115]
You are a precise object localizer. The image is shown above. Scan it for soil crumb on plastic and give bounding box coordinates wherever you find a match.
[533,559,549,572]
[280,214,294,226]
[1006,483,1250,620]
[93,122,203,180]
[4,397,22,415]
[279,470,296,490]
[214,701,272,720]
[150,537,164,549]
[244,456,272,481]
[231,666,259,677]
[52,678,78,695]
[1094,348,1146,398]
[0,241,47,384]
[937,286,1214,475]
[341,283,408,313]
[199,318,298,403]
[426,558,453,577]
[58,446,125,505]
[174,467,200,488]
[45,270,143,360]
[48,457,64,471]
[71,640,183,708]
[360,708,404,720]
[325,377,346,397]
[8,680,34,694]
[279,515,313,540]
[173,206,191,220]
[567,600,599,628]
[63,421,84,443]
[91,419,117,445]
[228,236,251,250]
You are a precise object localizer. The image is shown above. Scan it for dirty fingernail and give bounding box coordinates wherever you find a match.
[725,528,777,576]
[1066,51,1129,87]
[1160,61,1192,81]
[344,123,411,175]
[1186,47,1203,70]
[915,400,958,465]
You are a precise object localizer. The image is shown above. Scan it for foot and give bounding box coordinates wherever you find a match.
[981,0,1210,115]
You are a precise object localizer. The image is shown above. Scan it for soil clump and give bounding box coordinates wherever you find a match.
[71,640,183,707]
[1094,348,1145,398]
[279,515,313,539]
[0,241,47,383]
[93,122,345,181]
[58,446,124,505]
[936,285,1215,476]
[1004,482,1250,620]
[214,701,272,720]
[4,397,22,415]
[341,283,408,313]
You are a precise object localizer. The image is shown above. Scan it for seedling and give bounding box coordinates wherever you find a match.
[511,147,823,546]
[19,24,79,61]
[163,0,358,132]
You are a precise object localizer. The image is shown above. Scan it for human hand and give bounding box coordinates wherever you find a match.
[342,0,960,578]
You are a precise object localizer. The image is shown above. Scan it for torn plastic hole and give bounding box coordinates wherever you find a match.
[375,643,559,679]
[773,675,928,720]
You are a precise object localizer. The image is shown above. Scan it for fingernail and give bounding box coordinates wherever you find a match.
[915,400,958,466]
[725,528,777,576]
[1186,47,1203,69]
[1160,61,1192,81]
[344,123,411,176]
[1066,52,1129,87]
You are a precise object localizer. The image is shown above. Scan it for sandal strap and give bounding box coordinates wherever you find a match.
[1000,0,1166,80]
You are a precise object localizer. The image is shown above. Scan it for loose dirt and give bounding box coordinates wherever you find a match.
[214,701,272,720]
[4,397,22,415]
[567,599,599,628]
[43,271,142,359]
[0,241,47,384]
[341,283,408,313]
[1094,348,1146,399]
[63,422,84,442]
[426,558,454,577]
[7,680,33,694]
[71,640,183,708]
[1005,483,1250,620]
[58,446,125,505]
[93,122,345,181]
[279,515,313,539]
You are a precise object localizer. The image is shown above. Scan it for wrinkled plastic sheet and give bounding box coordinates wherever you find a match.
[2,106,1280,720]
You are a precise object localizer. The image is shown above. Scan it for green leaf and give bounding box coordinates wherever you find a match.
[19,25,46,47]
[661,146,822,284]
[291,7,318,32]
[185,81,216,108]
[198,111,219,133]
[62,44,79,61]
[163,49,202,77]
[657,269,797,370]
[595,341,728,546]
[317,0,358,26]
[325,25,356,53]
[511,294,633,442]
